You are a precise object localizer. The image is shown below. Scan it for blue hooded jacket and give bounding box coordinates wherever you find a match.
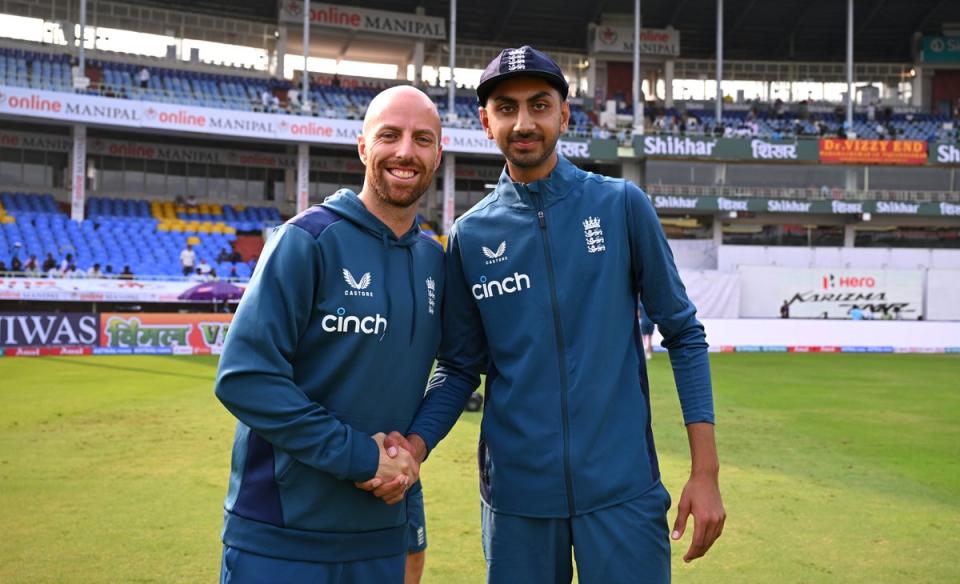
[215,189,444,562]
[409,156,714,518]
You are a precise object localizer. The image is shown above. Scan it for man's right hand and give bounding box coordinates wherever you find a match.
[384,431,427,464]
[355,432,419,505]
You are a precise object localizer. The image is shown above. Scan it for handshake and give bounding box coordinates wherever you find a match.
[355,432,428,505]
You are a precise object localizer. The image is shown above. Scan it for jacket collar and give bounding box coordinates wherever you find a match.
[495,154,580,210]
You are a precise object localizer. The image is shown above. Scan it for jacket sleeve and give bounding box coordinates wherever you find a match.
[407,225,487,453]
[214,224,379,482]
[625,182,715,425]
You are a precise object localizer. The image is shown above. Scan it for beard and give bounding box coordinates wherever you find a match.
[368,157,432,209]
[500,129,560,170]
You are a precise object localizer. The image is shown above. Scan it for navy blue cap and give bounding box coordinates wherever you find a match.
[476,46,569,105]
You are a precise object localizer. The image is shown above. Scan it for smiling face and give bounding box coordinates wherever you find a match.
[480,76,570,183]
[358,86,443,210]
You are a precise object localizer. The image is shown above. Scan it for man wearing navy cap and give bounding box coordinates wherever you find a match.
[388,46,725,582]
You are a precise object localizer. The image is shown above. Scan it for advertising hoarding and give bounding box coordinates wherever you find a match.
[98,313,232,354]
[738,267,924,320]
[820,139,927,165]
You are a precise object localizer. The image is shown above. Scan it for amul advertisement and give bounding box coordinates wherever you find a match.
[97,313,233,355]
[738,267,924,320]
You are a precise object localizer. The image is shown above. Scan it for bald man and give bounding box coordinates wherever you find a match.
[215,85,446,583]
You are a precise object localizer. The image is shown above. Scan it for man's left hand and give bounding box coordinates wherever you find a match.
[671,472,725,562]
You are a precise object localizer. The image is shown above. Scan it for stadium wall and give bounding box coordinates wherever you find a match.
[718,245,960,271]
[4,312,957,356]
[650,318,960,353]
[926,270,960,321]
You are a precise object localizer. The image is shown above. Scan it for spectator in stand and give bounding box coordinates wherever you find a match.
[64,265,83,279]
[190,267,206,282]
[216,247,230,263]
[208,268,219,281]
[260,89,272,112]
[104,264,114,277]
[670,117,681,135]
[287,88,300,111]
[88,263,103,278]
[834,104,845,123]
[197,258,212,277]
[23,254,37,274]
[867,101,877,122]
[653,115,667,133]
[180,243,197,276]
[41,253,56,273]
[59,253,74,275]
[849,306,865,320]
[780,300,790,319]
[774,98,785,120]
[229,247,243,263]
[45,263,60,278]
[228,265,239,280]
[138,67,150,90]
[186,193,198,207]
[332,73,341,87]
[0,260,7,274]
[70,57,80,85]
[120,265,134,280]
[10,256,22,275]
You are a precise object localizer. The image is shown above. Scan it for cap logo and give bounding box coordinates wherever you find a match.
[505,48,526,71]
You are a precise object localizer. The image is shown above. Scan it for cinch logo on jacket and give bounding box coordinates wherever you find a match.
[321,307,388,335]
[472,272,531,300]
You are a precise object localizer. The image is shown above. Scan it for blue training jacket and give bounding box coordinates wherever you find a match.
[409,156,714,518]
[215,189,444,562]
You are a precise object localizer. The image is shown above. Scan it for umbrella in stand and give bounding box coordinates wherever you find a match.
[178,280,245,302]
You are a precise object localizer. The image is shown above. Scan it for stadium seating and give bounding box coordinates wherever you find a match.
[3,45,956,141]
[0,47,599,134]
[0,192,281,280]
[637,106,959,142]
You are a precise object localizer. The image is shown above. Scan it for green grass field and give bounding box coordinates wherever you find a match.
[1,353,958,583]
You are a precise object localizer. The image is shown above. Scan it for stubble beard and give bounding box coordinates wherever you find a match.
[502,131,560,170]
[369,159,430,209]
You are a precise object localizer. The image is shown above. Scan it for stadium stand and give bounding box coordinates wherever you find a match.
[0,46,598,134]
[0,192,280,279]
[9,45,957,142]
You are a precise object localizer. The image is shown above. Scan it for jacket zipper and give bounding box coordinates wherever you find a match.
[534,194,576,517]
